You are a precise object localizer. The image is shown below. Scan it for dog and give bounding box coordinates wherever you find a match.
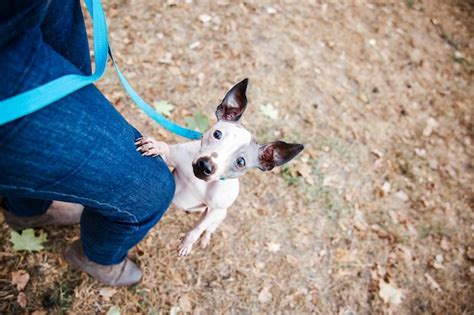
[135,79,304,256]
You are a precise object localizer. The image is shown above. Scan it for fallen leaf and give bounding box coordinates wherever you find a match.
[17,292,27,308]
[432,254,444,270]
[295,161,314,185]
[370,224,394,242]
[106,306,121,315]
[189,41,201,49]
[198,14,212,23]
[158,52,173,65]
[371,149,384,158]
[395,190,409,202]
[396,245,414,272]
[170,305,180,315]
[260,103,279,119]
[353,210,368,231]
[10,229,47,252]
[378,281,403,305]
[266,242,281,253]
[379,181,391,196]
[255,261,265,269]
[466,246,474,261]
[285,254,299,266]
[184,112,209,132]
[334,248,355,264]
[179,295,192,312]
[440,237,450,251]
[99,287,118,301]
[258,287,273,303]
[423,117,439,136]
[11,270,30,291]
[266,6,277,14]
[154,100,175,117]
[414,148,426,157]
[32,311,47,315]
[425,273,442,292]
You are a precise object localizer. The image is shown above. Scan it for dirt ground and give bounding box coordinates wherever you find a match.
[1,0,473,314]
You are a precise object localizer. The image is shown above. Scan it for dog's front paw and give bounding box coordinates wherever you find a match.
[135,137,169,157]
[178,232,200,256]
[178,240,193,257]
[200,231,212,249]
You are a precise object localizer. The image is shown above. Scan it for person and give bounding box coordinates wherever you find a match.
[0,0,175,286]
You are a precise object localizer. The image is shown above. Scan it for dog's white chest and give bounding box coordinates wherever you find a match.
[170,141,240,211]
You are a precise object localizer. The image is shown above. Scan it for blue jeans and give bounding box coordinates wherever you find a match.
[0,0,175,265]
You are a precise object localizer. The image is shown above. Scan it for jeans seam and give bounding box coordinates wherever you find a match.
[37,95,105,191]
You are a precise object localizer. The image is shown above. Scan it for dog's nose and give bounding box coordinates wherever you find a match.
[196,158,214,176]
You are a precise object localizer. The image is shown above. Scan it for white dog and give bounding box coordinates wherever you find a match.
[136,79,303,256]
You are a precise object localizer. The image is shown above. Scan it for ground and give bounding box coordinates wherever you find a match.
[0,0,473,314]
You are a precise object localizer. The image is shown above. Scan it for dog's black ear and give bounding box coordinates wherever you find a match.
[257,141,304,171]
[215,78,248,122]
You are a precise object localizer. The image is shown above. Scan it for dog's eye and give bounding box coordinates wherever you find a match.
[213,130,222,139]
[236,157,246,168]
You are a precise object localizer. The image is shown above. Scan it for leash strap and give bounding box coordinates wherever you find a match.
[0,0,202,140]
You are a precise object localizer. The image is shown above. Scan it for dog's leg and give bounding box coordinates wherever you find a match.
[200,209,228,249]
[178,207,227,256]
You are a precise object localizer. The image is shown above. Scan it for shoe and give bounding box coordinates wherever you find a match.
[64,240,143,286]
[2,201,84,231]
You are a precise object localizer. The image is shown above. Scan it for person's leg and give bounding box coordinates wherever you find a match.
[40,0,92,75]
[0,38,175,265]
[1,0,90,220]
[2,198,84,231]
[0,12,175,282]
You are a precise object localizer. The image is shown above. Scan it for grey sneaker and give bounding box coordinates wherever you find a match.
[2,201,83,230]
[64,240,143,286]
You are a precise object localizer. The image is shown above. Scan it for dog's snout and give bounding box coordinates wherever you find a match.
[197,158,214,175]
[193,157,216,180]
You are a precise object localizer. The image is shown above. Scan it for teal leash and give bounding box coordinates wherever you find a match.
[0,0,202,140]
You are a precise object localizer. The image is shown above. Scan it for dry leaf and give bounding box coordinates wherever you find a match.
[11,270,30,291]
[258,287,273,303]
[395,190,409,202]
[285,254,299,266]
[170,306,180,315]
[266,242,281,253]
[378,281,403,305]
[370,224,394,242]
[432,254,444,270]
[296,161,314,185]
[32,311,47,315]
[381,181,391,195]
[266,6,277,14]
[466,246,474,261]
[334,248,355,264]
[255,261,265,269]
[396,245,413,272]
[179,295,193,312]
[106,306,121,315]
[99,287,118,301]
[193,307,206,315]
[353,210,368,231]
[260,103,279,119]
[17,292,27,308]
[440,237,450,251]
[425,273,442,292]
[198,14,212,23]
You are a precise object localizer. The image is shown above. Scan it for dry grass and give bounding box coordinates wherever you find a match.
[1,0,473,314]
